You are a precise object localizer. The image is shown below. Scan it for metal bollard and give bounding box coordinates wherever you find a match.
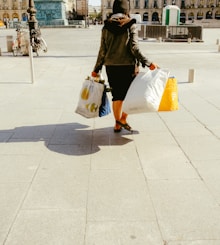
[158,37,162,43]
[187,38,191,44]
[216,39,219,45]
[29,45,35,84]
[218,45,220,52]
[6,35,13,52]
[143,25,146,40]
[188,69,195,83]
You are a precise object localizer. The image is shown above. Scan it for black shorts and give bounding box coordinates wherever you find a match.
[106,65,135,101]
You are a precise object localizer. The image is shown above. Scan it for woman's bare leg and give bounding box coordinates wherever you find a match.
[112,100,123,130]
[112,100,123,121]
[112,101,131,130]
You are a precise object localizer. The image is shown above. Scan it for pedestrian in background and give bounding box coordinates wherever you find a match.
[92,0,159,132]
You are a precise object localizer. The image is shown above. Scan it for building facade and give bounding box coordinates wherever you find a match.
[102,0,220,23]
[1,0,219,26]
[0,0,72,25]
[76,0,88,16]
[0,0,29,22]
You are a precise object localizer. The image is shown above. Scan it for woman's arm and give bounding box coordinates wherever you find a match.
[93,29,107,74]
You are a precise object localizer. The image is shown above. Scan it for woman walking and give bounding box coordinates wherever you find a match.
[92,0,159,132]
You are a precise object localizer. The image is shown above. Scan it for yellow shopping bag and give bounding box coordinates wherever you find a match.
[158,76,179,111]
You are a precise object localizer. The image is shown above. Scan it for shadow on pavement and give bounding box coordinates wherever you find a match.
[0,122,136,155]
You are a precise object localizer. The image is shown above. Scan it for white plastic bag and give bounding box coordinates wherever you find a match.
[122,69,170,114]
[75,78,104,118]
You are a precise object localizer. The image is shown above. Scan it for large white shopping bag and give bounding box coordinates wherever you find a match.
[123,68,170,114]
[75,77,104,118]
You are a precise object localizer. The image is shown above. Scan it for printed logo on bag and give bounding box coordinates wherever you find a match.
[86,103,99,112]
[81,87,90,100]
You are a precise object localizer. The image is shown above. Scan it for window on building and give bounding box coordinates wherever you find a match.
[206,10,212,19]
[188,12,194,20]
[107,0,111,8]
[22,0,27,10]
[143,12,148,21]
[180,12,186,23]
[144,0,148,8]
[181,0,185,8]
[135,0,140,8]
[22,13,28,21]
[197,12,203,19]
[12,13,19,21]
[3,13,10,19]
[153,0,158,8]
[215,10,220,19]
[152,12,159,21]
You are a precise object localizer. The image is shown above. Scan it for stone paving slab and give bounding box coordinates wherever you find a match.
[0,27,220,245]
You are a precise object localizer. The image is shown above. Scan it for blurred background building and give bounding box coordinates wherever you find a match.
[102,0,220,24]
[0,0,219,26]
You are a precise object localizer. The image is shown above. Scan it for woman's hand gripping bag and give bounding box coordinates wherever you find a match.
[158,76,179,111]
[75,77,104,118]
[122,68,170,114]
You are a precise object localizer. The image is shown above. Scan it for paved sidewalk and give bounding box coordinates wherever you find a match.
[0,26,220,245]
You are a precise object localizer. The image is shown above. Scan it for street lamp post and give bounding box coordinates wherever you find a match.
[27,0,38,42]
[27,0,37,84]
